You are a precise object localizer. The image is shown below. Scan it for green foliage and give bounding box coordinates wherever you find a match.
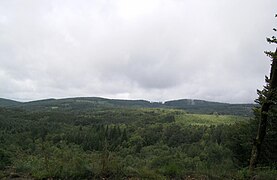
[176,113,248,126]
[0,97,255,116]
[14,143,91,179]
[0,148,11,170]
[237,167,277,180]
[250,15,277,170]
[0,105,275,179]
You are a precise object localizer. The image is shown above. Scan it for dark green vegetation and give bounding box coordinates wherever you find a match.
[0,97,255,116]
[250,16,277,171]
[0,98,275,179]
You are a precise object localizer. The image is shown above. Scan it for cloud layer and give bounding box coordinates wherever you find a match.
[0,0,276,103]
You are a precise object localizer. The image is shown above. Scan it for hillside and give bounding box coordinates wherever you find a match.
[1,104,275,179]
[0,97,256,116]
[0,98,22,107]
[164,99,255,116]
[0,98,275,179]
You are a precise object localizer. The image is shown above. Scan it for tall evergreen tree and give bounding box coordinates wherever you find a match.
[249,14,277,170]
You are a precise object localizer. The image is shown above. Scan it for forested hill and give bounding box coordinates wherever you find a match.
[164,99,255,116]
[0,98,22,107]
[0,97,255,116]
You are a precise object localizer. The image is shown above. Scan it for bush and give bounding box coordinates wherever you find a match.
[0,149,11,170]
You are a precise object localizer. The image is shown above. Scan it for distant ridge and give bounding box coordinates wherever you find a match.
[164,99,255,116]
[0,97,256,116]
[0,98,22,107]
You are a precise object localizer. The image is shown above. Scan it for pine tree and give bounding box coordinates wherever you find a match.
[249,14,277,170]
[121,129,128,142]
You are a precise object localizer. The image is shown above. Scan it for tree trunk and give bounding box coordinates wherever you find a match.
[249,102,270,170]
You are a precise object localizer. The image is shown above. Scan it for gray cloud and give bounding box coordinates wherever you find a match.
[0,0,276,103]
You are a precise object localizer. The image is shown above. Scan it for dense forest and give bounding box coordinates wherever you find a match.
[0,1,276,179]
[0,98,276,179]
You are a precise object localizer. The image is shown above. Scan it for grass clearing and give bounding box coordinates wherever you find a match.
[175,113,249,126]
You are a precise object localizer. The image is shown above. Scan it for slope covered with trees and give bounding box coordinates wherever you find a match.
[0,104,275,179]
[0,97,255,116]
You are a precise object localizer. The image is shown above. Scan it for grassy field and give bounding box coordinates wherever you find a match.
[175,113,249,126]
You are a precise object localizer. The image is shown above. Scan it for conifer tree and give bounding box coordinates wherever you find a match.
[249,14,277,170]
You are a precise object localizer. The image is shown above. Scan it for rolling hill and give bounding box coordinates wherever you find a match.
[0,98,22,107]
[0,97,256,116]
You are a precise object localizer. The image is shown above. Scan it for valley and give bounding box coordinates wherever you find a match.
[1,97,275,179]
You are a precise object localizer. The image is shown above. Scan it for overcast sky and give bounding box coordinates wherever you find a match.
[0,0,276,103]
